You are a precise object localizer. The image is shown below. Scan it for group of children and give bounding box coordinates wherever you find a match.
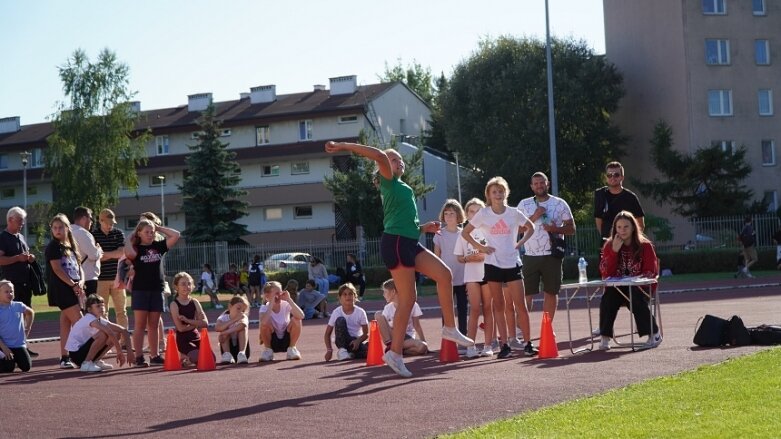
[199,257,268,310]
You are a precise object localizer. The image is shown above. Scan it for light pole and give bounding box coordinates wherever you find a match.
[158,175,165,224]
[453,152,462,204]
[545,0,559,195]
[20,151,30,239]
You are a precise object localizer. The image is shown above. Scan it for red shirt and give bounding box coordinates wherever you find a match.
[599,240,657,279]
[223,271,240,289]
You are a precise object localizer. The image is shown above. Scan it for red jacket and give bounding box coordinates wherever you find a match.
[599,240,658,279]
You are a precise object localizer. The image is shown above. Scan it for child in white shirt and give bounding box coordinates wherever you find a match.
[215,296,249,364]
[323,283,369,361]
[375,279,427,356]
[258,281,304,362]
[65,294,135,372]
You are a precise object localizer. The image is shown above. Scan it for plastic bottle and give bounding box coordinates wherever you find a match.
[578,257,588,284]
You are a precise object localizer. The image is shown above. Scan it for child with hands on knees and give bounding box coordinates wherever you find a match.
[215,296,250,364]
[258,281,304,362]
[64,294,135,372]
[169,272,209,367]
[375,279,428,356]
[0,280,35,373]
[324,283,369,362]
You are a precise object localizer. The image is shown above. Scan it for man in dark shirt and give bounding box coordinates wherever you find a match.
[594,161,645,241]
[93,208,128,329]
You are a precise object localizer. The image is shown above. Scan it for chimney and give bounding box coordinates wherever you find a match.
[129,101,141,113]
[250,85,276,104]
[0,116,21,134]
[188,93,212,112]
[313,84,326,91]
[329,75,357,96]
[240,92,250,99]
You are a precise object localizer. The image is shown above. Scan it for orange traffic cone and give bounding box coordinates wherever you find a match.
[197,328,216,371]
[366,320,385,366]
[538,311,559,359]
[439,339,460,363]
[163,329,181,371]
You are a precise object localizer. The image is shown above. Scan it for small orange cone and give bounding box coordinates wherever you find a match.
[366,320,385,366]
[197,328,216,371]
[538,311,559,359]
[439,339,460,363]
[163,329,181,371]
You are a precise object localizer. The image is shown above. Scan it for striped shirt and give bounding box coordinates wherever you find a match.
[93,227,125,281]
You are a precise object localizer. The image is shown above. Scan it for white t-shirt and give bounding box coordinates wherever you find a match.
[200,271,215,290]
[65,314,104,352]
[381,302,423,338]
[468,205,530,268]
[518,195,573,256]
[328,305,368,338]
[259,301,290,339]
[454,228,487,283]
[433,227,465,286]
[217,312,250,340]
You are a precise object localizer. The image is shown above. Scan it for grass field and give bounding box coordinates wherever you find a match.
[443,347,781,438]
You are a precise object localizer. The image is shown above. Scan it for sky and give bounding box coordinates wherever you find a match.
[0,0,605,125]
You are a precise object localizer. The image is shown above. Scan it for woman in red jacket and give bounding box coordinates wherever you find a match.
[598,210,661,350]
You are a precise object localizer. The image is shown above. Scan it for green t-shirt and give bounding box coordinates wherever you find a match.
[379,174,420,239]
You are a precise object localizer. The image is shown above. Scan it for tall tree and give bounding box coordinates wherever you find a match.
[633,120,762,217]
[46,48,149,214]
[324,132,433,238]
[422,73,450,154]
[179,104,249,243]
[379,59,435,105]
[439,36,626,208]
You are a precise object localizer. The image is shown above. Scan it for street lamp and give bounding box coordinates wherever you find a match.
[158,175,165,224]
[20,151,30,239]
[453,151,462,204]
[545,0,559,195]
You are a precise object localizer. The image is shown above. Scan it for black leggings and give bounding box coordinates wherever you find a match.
[453,285,468,334]
[599,286,658,338]
[0,347,32,372]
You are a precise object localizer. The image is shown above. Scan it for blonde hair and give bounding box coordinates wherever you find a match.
[0,279,14,292]
[338,282,359,300]
[438,199,465,224]
[263,281,283,295]
[464,197,486,215]
[484,176,510,207]
[381,279,396,291]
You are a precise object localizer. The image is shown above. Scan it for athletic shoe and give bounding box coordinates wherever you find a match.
[323,311,330,318]
[509,337,525,350]
[599,336,611,351]
[592,328,601,337]
[60,359,75,369]
[27,348,39,358]
[237,352,249,364]
[490,339,500,351]
[259,348,274,362]
[221,352,235,364]
[515,328,525,340]
[746,272,755,278]
[383,350,412,378]
[80,361,102,372]
[95,360,114,370]
[150,355,165,365]
[134,356,149,367]
[524,341,539,357]
[215,304,224,309]
[286,346,302,360]
[457,347,468,356]
[336,348,353,361]
[645,332,662,349]
[479,345,494,357]
[465,345,480,358]
[441,326,474,347]
[497,343,512,359]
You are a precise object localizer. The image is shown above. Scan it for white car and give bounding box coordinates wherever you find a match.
[263,252,311,272]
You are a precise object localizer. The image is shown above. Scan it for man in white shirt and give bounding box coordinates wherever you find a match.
[518,172,576,320]
[70,207,103,295]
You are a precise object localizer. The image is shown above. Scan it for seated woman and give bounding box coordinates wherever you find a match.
[308,256,330,296]
[598,210,661,350]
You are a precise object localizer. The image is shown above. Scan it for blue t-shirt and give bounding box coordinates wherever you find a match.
[0,301,28,348]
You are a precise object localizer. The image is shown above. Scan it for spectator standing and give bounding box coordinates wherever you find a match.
[71,207,103,296]
[93,208,128,330]
[738,216,758,278]
[433,199,468,335]
[345,253,366,298]
[772,229,781,270]
[248,255,265,308]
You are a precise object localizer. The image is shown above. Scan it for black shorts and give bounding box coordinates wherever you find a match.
[270,331,291,353]
[68,337,108,366]
[381,233,425,270]
[483,264,523,283]
[131,290,164,312]
[222,337,251,360]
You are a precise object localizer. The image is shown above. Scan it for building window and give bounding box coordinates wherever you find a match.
[705,39,730,65]
[156,135,169,155]
[294,206,313,219]
[27,186,37,196]
[759,89,774,116]
[291,161,310,175]
[755,40,770,65]
[702,0,725,14]
[190,131,203,140]
[256,126,270,145]
[220,129,231,137]
[261,164,280,177]
[0,154,6,169]
[265,208,282,221]
[338,115,358,124]
[712,140,737,155]
[762,140,776,166]
[763,191,778,212]
[150,175,166,187]
[30,148,44,168]
[753,0,766,15]
[299,120,312,141]
[708,90,733,116]
[1,188,15,199]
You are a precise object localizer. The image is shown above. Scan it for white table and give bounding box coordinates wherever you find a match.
[561,280,605,354]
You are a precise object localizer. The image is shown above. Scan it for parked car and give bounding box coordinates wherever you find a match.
[264,252,311,272]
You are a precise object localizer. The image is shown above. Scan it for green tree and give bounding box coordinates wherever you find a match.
[324,132,433,238]
[439,36,626,208]
[379,58,435,105]
[179,104,249,243]
[422,73,450,154]
[46,48,149,214]
[633,120,763,217]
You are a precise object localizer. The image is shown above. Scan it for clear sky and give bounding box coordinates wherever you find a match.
[0,0,605,125]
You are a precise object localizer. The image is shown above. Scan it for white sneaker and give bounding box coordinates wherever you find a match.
[286,346,302,360]
[336,348,353,361]
[490,339,500,351]
[95,360,114,370]
[236,352,248,364]
[592,328,601,337]
[220,352,235,364]
[599,336,611,351]
[215,304,224,309]
[80,361,102,372]
[383,350,412,378]
[259,348,274,362]
[516,328,524,340]
[441,326,474,347]
[465,345,480,358]
[479,345,494,357]
[645,332,662,348]
[509,337,525,350]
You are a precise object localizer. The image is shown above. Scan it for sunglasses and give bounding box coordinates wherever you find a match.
[606,172,622,178]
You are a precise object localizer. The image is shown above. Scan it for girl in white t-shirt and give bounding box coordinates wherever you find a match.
[65,294,135,372]
[258,281,304,362]
[215,296,250,364]
[324,283,369,361]
[200,264,222,309]
[454,198,494,358]
[461,176,536,359]
[375,279,428,356]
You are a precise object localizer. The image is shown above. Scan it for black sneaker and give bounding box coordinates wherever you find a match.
[134,356,150,367]
[497,343,512,359]
[150,355,165,365]
[27,348,39,358]
[524,341,539,357]
[59,358,75,369]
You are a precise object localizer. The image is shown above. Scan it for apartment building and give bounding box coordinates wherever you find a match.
[604,0,780,215]
[0,75,455,244]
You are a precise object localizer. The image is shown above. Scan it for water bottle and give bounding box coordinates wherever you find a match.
[578,257,588,284]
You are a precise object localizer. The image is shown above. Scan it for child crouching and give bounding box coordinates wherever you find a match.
[215,296,250,364]
[375,279,428,356]
[324,283,368,361]
[169,272,209,367]
[258,281,304,361]
[64,294,136,372]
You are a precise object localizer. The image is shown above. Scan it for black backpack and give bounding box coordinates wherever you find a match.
[693,315,729,347]
[726,315,752,346]
[749,325,781,345]
[248,262,262,284]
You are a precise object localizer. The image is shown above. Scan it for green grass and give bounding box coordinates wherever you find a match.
[443,347,781,438]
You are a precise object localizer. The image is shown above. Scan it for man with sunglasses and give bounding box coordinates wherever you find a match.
[594,162,645,242]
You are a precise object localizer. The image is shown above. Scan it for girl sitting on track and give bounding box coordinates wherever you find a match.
[216,295,251,364]
[258,281,304,362]
[324,283,369,362]
[169,272,209,367]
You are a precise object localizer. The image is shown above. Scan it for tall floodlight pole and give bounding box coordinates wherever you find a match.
[454,152,462,204]
[159,175,165,224]
[20,151,30,239]
[545,0,559,195]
